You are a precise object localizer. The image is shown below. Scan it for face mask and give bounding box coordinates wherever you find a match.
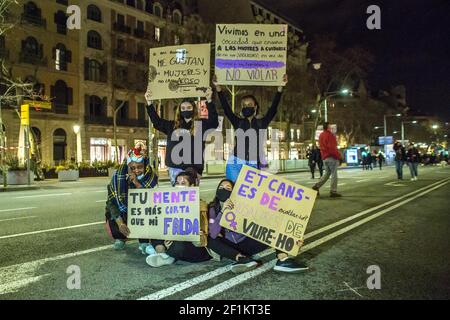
[181,110,193,119]
[137,173,145,180]
[242,107,255,118]
[216,189,232,202]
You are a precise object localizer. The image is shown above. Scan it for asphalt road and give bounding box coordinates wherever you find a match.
[0,165,449,300]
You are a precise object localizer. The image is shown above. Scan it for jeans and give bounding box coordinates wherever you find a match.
[395,160,404,179]
[226,155,259,183]
[314,158,339,193]
[408,162,418,178]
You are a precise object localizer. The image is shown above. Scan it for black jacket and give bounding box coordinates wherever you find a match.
[218,90,282,165]
[307,148,322,165]
[406,147,420,163]
[146,101,219,175]
[394,143,407,161]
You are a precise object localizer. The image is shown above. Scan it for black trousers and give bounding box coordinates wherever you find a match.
[207,236,280,261]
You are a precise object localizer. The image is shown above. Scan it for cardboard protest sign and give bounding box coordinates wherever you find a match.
[220,166,317,255]
[127,187,200,242]
[148,44,210,99]
[215,24,288,86]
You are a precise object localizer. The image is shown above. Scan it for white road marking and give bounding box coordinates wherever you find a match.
[14,193,72,199]
[0,221,104,240]
[0,207,37,214]
[182,179,449,300]
[0,274,51,295]
[356,179,369,183]
[385,181,407,187]
[0,216,37,223]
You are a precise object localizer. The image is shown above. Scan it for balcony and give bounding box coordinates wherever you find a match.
[21,14,47,28]
[113,49,133,61]
[134,29,150,39]
[0,48,9,59]
[113,23,131,34]
[19,52,47,66]
[85,115,114,126]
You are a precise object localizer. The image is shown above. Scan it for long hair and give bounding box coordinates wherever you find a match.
[175,167,198,186]
[173,99,199,135]
[240,95,260,117]
[207,179,235,212]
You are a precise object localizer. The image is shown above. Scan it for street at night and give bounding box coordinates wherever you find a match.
[1,0,450,308]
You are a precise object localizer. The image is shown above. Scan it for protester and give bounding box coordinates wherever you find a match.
[406,143,420,181]
[377,150,385,170]
[207,179,309,273]
[393,140,407,180]
[145,169,210,267]
[312,122,342,197]
[145,86,218,186]
[213,74,287,182]
[104,145,158,253]
[307,144,323,179]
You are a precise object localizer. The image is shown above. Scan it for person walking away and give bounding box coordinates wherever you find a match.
[312,122,342,197]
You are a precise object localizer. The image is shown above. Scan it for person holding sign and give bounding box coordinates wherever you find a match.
[105,145,158,254]
[146,170,211,267]
[145,86,218,186]
[207,179,309,273]
[212,74,287,182]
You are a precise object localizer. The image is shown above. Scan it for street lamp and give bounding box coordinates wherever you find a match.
[401,120,418,144]
[321,89,351,122]
[73,124,82,164]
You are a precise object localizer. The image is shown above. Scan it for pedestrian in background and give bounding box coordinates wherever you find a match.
[312,122,342,197]
[406,143,420,181]
[393,140,406,180]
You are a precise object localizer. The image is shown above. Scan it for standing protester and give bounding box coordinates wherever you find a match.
[207,179,308,273]
[312,122,342,197]
[393,141,407,180]
[377,150,385,170]
[145,86,218,186]
[307,144,323,179]
[406,143,420,181]
[366,150,373,170]
[213,74,288,182]
[105,146,158,253]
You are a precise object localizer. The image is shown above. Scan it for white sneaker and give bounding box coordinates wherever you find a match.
[146,253,175,267]
[414,177,418,181]
[411,178,414,181]
[145,244,156,255]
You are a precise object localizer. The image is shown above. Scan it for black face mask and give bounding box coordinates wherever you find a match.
[181,110,193,119]
[242,107,255,118]
[216,189,232,202]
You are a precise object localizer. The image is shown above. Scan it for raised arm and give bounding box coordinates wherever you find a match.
[212,75,240,128]
[145,87,173,135]
[261,74,287,128]
[201,87,219,130]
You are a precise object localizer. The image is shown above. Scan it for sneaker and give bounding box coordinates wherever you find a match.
[206,248,222,262]
[330,192,342,198]
[415,177,418,181]
[138,243,150,255]
[113,239,126,250]
[273,258,309,273]
[146,253,175,267]
[230,257,260,274]
[410,178,414,181]
[312,185,320,196]
[145,244,157,255]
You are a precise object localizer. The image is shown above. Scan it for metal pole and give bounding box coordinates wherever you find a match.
[0,97,6,187]
[384,115,387,141]
[324,98,328,123]
[25,125,30,185]
[401,121,405,144]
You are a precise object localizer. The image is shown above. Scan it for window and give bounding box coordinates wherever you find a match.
[153,3,163,18]
[87,5,102,22]
[290,129,294,140]
[117,38,125,51]
[136,0,144,10]
[116,66,128,82]
[54,10,67,34]
[137,102,146,120]
[53,128,67,164]
[87,31,102,49]
[297,129,300,141]
[88,60,101,81]
[24,2,40,17]
[55,43,70,71]
[89,96,103,117]
[126,0,135,7]
[51,80,71,114]
[137,20,144,31]
[116,100,129,119]
[117,14,125,25]
[22,37,39,55]
[155,27,160,41]
[172,10,182,25]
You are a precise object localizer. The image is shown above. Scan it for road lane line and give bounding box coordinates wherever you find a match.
[0,274,51,295]
[0,216,37,223]
[0,207,37,213]
[356,179,368,183]
[184,179,450,300]
[14,193,72,199]
[139,177,450,300]
[0,221,104,240]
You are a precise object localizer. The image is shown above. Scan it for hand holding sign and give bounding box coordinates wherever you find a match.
[204,86,213,102]
[277,74,288,92]
[145,86,153,105]
[212,74,222,92]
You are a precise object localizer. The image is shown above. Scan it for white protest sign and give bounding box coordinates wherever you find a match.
[148,44,210,99]
[215,24,288,86]
[127,187,200,242]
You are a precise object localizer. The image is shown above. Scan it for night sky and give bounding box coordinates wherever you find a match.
[258,0,450,120]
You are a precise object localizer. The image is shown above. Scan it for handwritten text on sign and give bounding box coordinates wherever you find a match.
[127,187,200,242]
[220,166,317,255]
[148,44,210,99]
[215,24,288,86]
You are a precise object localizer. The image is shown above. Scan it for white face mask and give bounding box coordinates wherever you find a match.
[137,173,145,180]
